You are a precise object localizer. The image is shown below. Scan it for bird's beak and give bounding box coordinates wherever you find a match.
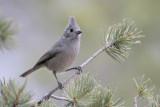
[76,31,82,35]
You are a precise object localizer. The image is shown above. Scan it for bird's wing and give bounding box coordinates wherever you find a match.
[35,51,59,66]
[35,52,58,66]
[20,50,60,77]
[34,44,62,67]
[33,39,63,67]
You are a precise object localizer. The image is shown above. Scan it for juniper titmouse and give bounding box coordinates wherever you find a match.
[20,16,82,89]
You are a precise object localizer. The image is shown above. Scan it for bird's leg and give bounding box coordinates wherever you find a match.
[53,71,63,89]
[66,66,82,74]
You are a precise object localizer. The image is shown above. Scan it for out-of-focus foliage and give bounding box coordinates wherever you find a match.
[0,0,160,107]
[0,78,57,107]
[133,75,160,107]
[34,100,56,107]
[64,73,97,107]
[0,11,17,50]
[64,73,124,107]
[89,85,124,107]
[133,75,154,101]
[104,19,144,63]
[0,74,124,107]
[0,78,34,107]
[1,74,160,107]
[150,94,160,107]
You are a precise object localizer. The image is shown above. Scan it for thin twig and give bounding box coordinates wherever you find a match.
[50,95,74,103]
[36,43,114,106]
[134,95,139,107]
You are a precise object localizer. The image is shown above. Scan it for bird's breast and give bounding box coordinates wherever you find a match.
[46,40,80,73]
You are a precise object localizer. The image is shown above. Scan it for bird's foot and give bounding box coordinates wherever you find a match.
[42,94,50,101]
[58,82,64,90]
[66,66,82,74]
[76,66,82,75]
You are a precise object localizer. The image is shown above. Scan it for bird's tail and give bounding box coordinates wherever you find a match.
[20,66,39,77]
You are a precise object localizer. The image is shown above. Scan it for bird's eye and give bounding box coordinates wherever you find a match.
[70,29,73,32]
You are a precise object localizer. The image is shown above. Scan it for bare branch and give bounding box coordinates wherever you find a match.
[36,44,113,105]
[50,95,74,103]
[35,19,144,106]
[134,95,139,107]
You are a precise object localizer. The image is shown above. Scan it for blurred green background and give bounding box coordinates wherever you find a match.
[0,0,160,106]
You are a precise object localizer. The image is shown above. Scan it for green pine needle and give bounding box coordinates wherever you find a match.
[34,100,56,107]
[0,78,34,107]
[133,75,160,106]
[64,73,96,107]
[63,73,124,107]
[0,12,17,50]
[150,94,160,107]
[133,75,154,102]
[89,86,124,107]
[104,18,144,63]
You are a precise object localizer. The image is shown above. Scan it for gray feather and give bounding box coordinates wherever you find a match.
[20,49,60,77]
[20,66,40,77]
[20,16,81,78]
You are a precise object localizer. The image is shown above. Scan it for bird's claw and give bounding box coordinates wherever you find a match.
[66,66,82,74]
[76,66,82,75]
[43,95,50,100]
[58,82,64,89]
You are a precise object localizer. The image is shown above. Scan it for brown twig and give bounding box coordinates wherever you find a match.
[36,43,113,106]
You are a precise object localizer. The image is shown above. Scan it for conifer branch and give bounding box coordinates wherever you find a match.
[50,95,74,103]
[63,73,124,107]
[37,44,113,105]
[134,95,139,107]
[37,18,143,105]
[133,75,154,101]
[34,100,56,107]
[133,75,160,107]
[0,78,34,107]
[0,8,147,107]
[0,11,17,50]
[151,93,160,106]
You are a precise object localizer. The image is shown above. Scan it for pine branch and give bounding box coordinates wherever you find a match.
[0,78,34,107]
[36,44,113,105]
[134,95,138,107]
[0,11,17,50]
[34,100,56,107]
[0,78,58,107]
[36,18,143,106]
[64,73,124,107]
[104,18,144,63]
[151,93,160,107]
[133,75,160,107]
[89,86,124,107]
[133,75,154,101]
[63,73,97,107]
[50,95,74,103]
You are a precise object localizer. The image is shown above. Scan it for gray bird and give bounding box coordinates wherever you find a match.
[20,16,82,89]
